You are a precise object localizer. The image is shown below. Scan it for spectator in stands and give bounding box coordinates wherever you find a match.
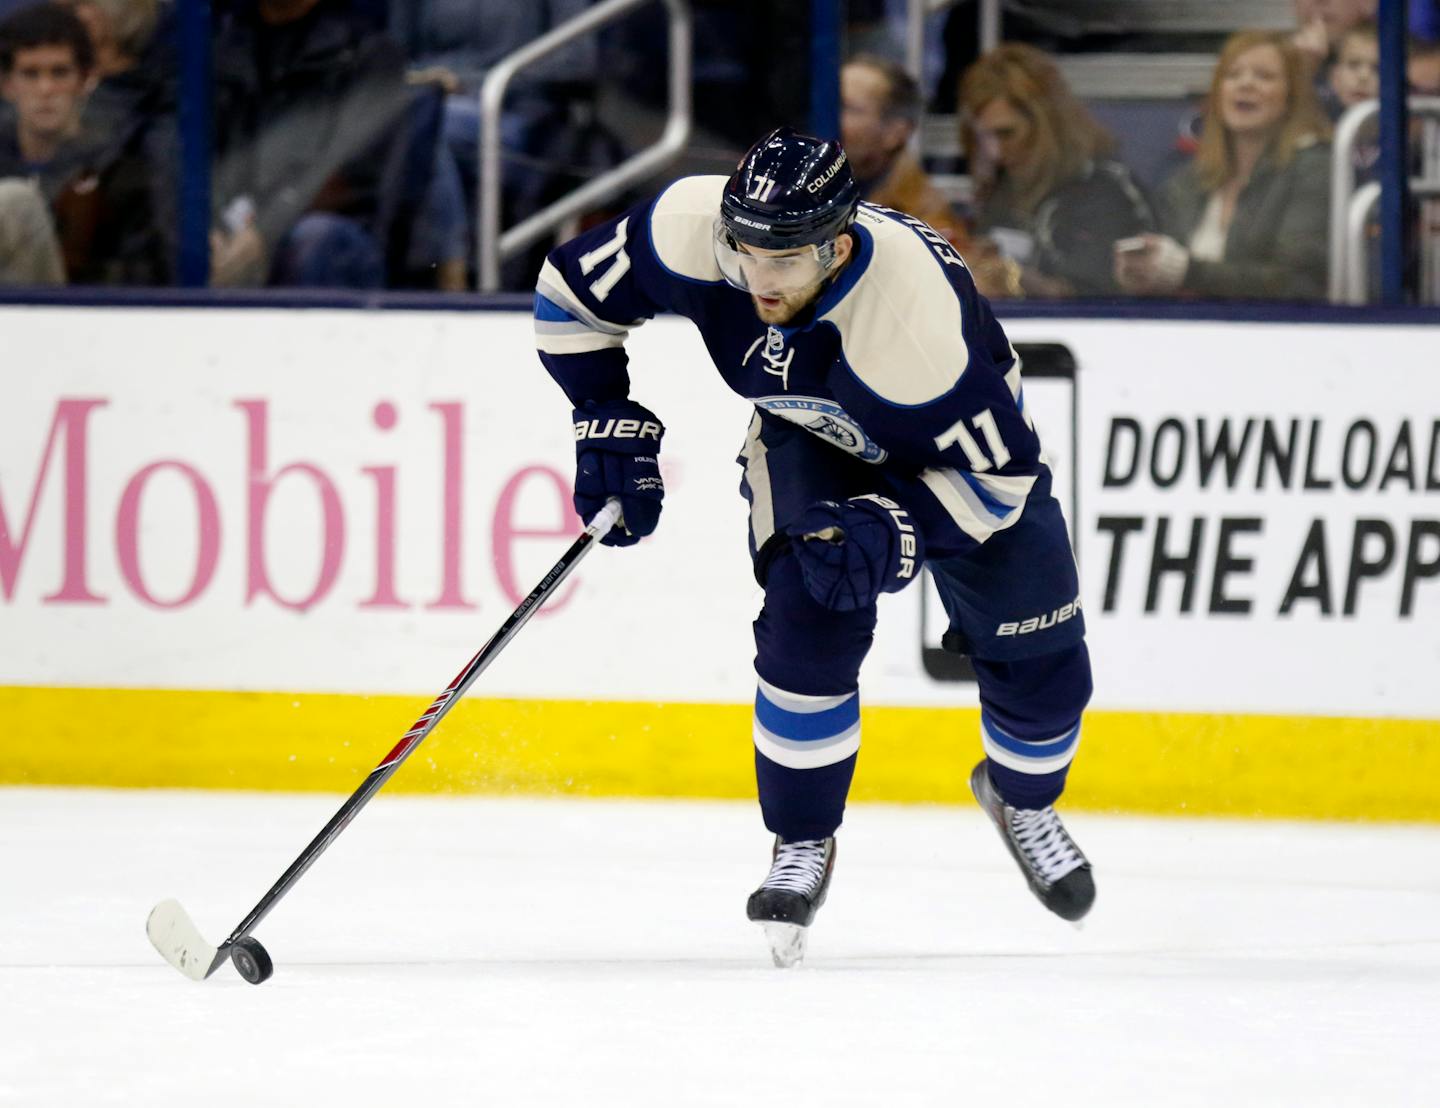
[0,5,89,193]
[65,0,172,139]
[65,0,156,79]
[0,1,85,285]
[400,103,469,290]
[1320,0,1379,51]
[63,0,178,271]
[397,1,588,90]
[1326,21,1380,184]
[1294,0,1378,65]
[396,0,599,275]
[1409,37,1440,186]
[841,54,970,250]
[1413,36,1440,96]
[1292,0,1331,67]
[957,43,1154,298]
[1115,30,1331,301]
[1293,0,1378,119]
[210,0,412,287]
[1329,20,1380,115]
[0,2,167,283]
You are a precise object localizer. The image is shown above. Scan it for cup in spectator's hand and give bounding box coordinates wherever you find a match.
[1113,234,1151,291]
[210,224,266,288]
[964,238,1003,295]
[1114,233,1188,295]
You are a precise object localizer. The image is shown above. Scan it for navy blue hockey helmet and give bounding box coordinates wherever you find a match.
[719,127,860,251]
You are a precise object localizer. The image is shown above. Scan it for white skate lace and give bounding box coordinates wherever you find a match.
[1009,807,1085,886]
[761,840,828,895]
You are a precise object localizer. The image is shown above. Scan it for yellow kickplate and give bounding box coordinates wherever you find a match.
[2,687,1436,822]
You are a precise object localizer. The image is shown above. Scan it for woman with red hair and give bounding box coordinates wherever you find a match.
[1115,30,1332,301]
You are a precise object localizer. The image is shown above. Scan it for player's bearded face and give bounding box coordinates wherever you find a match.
[737,237,854,324]
[749,281,818,324]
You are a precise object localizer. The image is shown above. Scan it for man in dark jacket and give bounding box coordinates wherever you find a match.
[210,0,411,287]
[0,2,169,284]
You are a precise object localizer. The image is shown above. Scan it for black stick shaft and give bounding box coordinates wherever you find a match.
[206,502,621,972]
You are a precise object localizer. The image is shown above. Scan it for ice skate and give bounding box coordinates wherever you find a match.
[746,836,835,968]
[970,761,1095,922]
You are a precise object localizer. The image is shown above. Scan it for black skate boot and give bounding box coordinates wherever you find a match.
[970,760,1095,922]
[746,836,836,968]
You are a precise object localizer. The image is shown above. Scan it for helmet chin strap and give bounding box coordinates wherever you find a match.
[825,225,859,271]
[811,230,854,291]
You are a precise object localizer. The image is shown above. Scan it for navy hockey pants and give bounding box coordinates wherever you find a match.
[739,411,1092,841]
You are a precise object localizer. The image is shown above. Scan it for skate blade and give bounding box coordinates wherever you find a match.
[759,921,808,969]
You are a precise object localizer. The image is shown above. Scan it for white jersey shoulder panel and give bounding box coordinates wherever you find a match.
[648,175,727,282]
[821,207,969,406]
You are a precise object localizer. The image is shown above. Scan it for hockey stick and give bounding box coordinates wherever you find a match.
[146,499,624,984]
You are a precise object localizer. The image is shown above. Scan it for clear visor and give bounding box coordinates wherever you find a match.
[713,217,837,296]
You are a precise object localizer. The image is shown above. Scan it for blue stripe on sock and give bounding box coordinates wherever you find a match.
[981,713,1080,760]
[754,689,859,743]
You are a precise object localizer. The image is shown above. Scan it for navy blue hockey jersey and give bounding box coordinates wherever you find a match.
[534,175,1045,559]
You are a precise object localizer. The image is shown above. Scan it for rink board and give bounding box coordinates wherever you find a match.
[2,306,1438,819]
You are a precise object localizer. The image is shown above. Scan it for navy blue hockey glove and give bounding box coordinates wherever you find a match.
[786,495,925,611]
[572,399,665,547]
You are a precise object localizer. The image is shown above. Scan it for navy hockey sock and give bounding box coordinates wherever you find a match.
[752,679,860,841]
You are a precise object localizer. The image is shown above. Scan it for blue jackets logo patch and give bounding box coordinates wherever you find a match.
[754,396,889,463]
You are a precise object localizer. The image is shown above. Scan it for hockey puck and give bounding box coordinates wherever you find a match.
[230,936,274,985]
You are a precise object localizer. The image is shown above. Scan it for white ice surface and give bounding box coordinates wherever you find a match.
[2,788,1438,1107]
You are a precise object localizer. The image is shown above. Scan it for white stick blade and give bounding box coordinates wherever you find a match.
[146,899,218,981]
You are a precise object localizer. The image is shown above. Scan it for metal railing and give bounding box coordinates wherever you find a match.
[907,0,998,80]
[477,0,692,291]
[1329,96,1440,303]
[1423,112,1440,301]
[905,0,991,156]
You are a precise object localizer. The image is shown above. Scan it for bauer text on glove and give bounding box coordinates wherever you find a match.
[786,494,925,611]
[572,399,665,547]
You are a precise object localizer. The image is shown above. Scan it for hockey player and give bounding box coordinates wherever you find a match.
[534,128,1094,967]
